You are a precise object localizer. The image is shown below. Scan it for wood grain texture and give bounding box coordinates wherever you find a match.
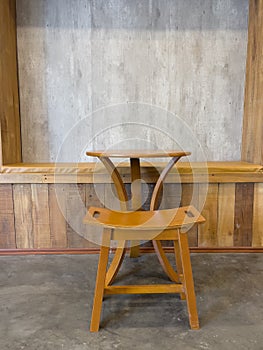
[198,184,219,247]
[104,183,122,211]
[242,0,263,164]
[86,183,104,208]
[252,183,263,246]
[2,171,263,184]
[0,184,16,248]
[1,162,263,184]
[0,181,263,250]
[13,184,33,248]
[234,183,254,246]
[157,183,181,247]
[85,183,103,248]
[31,184,51,248]
[2,161,262,174]
[104,284,183,295]
[87,150,190,158]
[85,205,205,230]
[48,184,67,248]
[65,184,91,248]
[160,183,182,209]
[181,183,199,247]
[130,157,142,211]
[0,0,21,165]
[217,184,235,247]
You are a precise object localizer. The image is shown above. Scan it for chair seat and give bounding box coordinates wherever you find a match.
[84,205,205,230]
[85,205,205,332]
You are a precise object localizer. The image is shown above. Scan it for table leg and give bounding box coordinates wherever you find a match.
[153,240,179,283]
[99,157,129,285]
[150,156,183,282]
[130,158,142,258]
[105,241,126,286]
[100,157,128,210]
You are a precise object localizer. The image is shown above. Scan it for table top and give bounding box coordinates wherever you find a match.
[86,150,191,158]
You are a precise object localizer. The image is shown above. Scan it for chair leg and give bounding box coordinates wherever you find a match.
[174,238,186,300]
[90,228,111,332]
[178,230,199,330]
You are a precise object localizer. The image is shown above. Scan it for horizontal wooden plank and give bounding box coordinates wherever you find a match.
[1,172,263,184]
[111,229,180,241]
[2,161,263,174]
[104,284,184,295]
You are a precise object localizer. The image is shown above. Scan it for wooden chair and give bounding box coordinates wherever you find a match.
[84,205,205,332]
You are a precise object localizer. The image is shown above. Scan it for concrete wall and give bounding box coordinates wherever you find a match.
[16,0,249,162]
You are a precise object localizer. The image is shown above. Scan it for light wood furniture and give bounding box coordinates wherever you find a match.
[84,205,205,331]
[86,149,190,282]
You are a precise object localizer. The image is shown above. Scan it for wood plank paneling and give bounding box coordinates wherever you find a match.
[252,183,263,247]
[234,183,254,246]
[13,184,33,248]
[104,183,123,211]
[0,184,16,248]
[0,181,262,250]
[86,183,104,208]
[157,183,182,247]
[0,0,21,166]
[242,0,263,165]
[66,184,91,248]
[198,184,219,247]
[217,184,235,247]
[85,183,103,248]
[181,183,199,247]
[141,183,154,211]
[161,183,182,209]
[31,184,51,248]
[48,184,67,248]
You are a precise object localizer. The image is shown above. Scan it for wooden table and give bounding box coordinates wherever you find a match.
[86,149,190,285]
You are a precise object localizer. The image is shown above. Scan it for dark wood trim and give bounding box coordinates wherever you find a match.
[242,0,263,165]
[0,248,100,255]
[0,247,263,256]
[0,0,22,166]
[234,183,254,246]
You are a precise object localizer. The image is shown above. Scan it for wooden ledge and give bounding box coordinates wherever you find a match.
[1,161,263,174]
[0,161,262,183]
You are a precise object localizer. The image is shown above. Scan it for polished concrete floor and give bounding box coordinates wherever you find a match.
[0,253,262,350]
